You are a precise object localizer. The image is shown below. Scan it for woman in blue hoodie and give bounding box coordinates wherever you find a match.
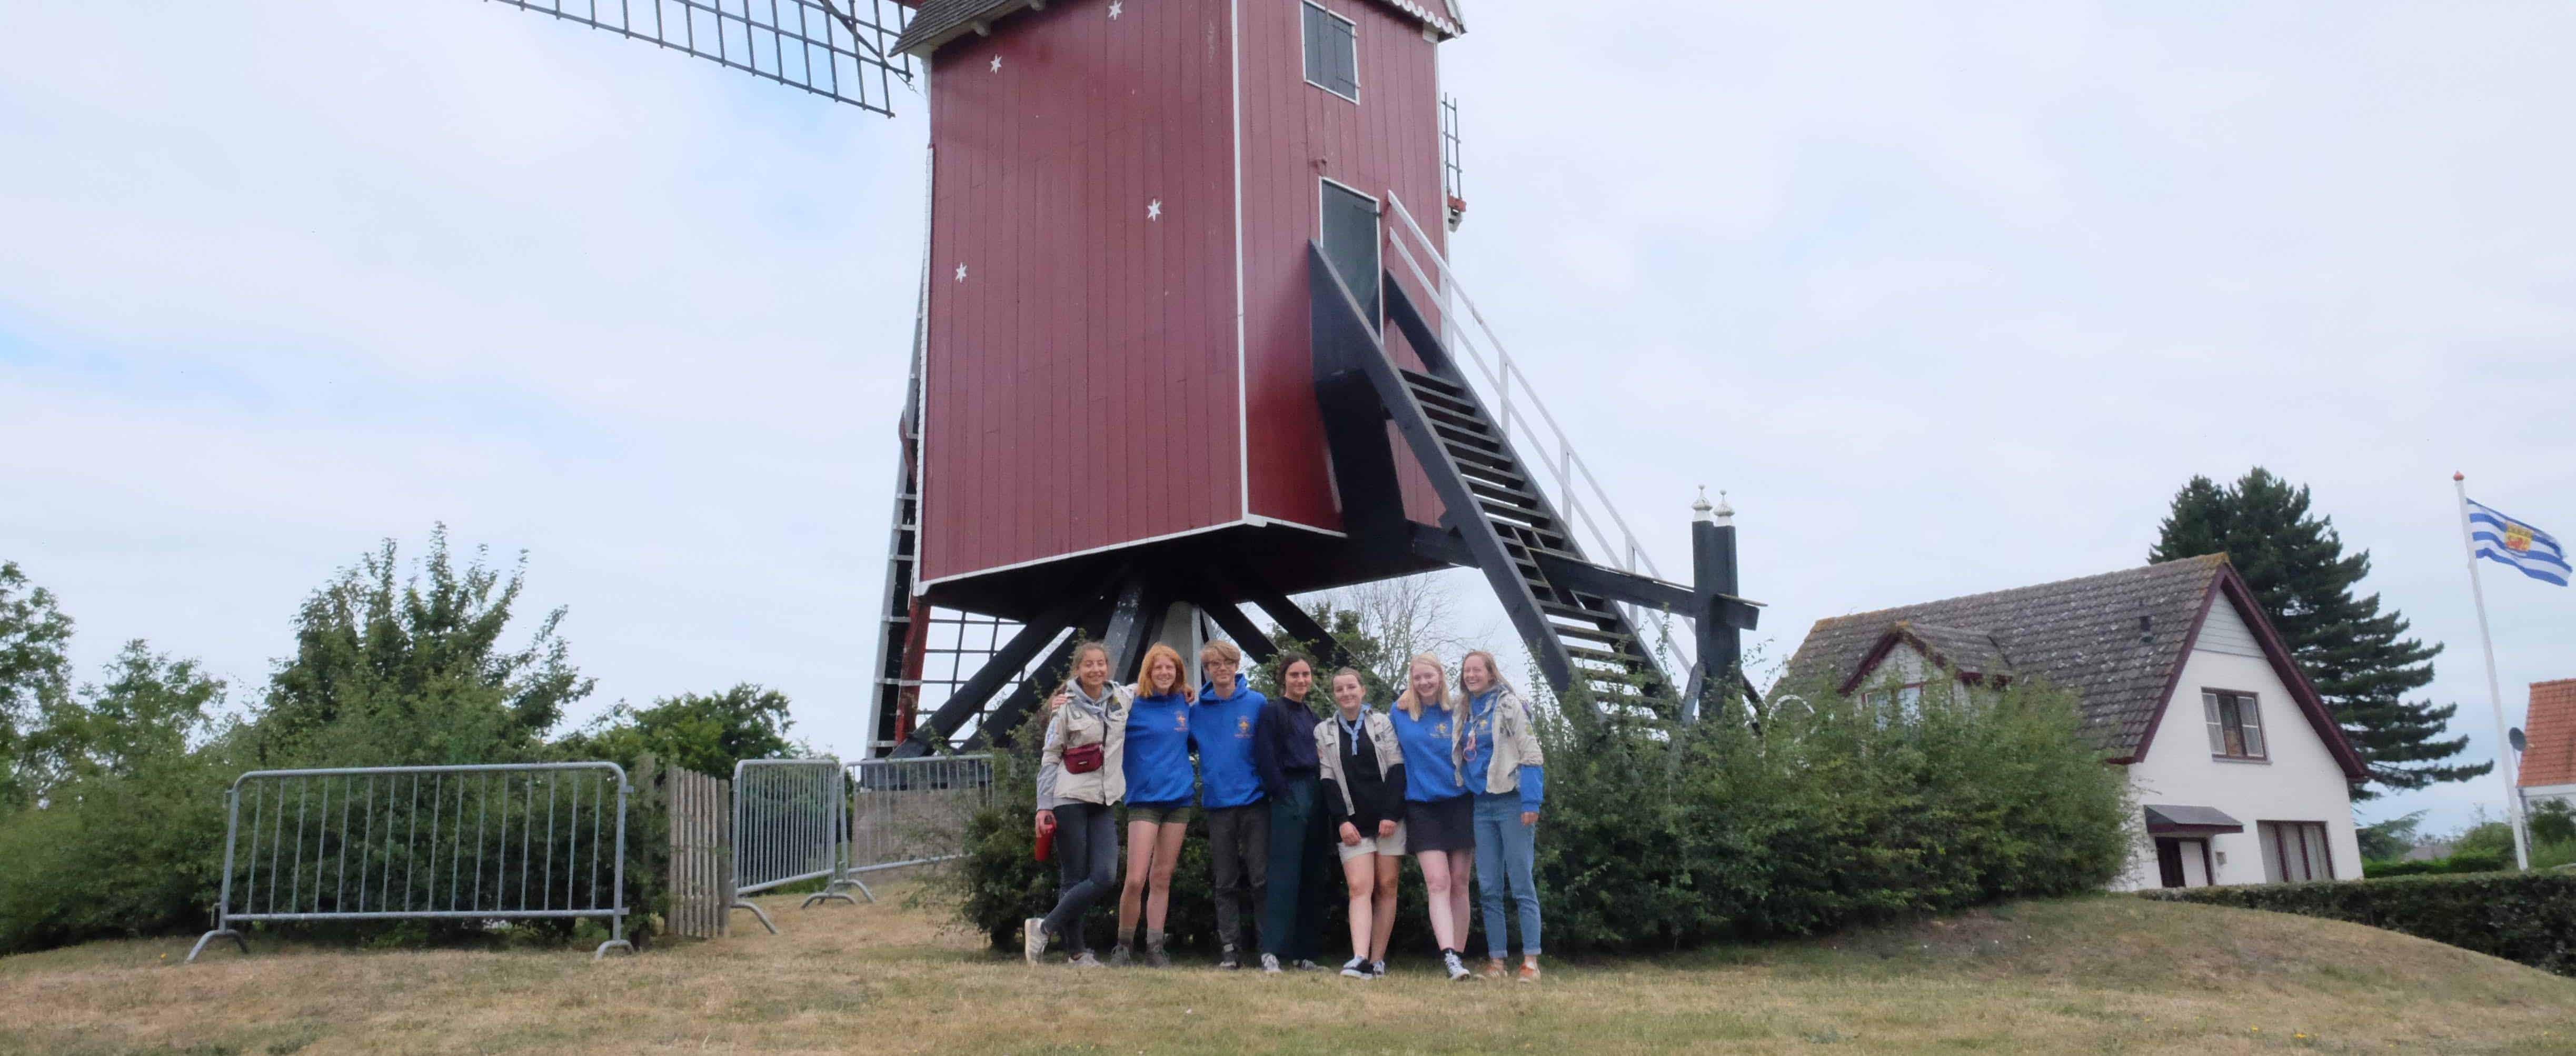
[1110,642,1196,967]
[1457,650,1545,983]
[1390,652,1477,981]
[1191,639,1269,969]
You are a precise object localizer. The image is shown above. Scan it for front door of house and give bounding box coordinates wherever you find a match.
[2155,838,2187,888]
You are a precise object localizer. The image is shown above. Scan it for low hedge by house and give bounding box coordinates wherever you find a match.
[2139,871,2576,976]
[2362,849,2508,878]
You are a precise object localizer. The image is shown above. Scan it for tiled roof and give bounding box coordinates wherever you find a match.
[1782,555,2231,760]
[1896,621,2010,676]
[893,0,1464,57]
[2520,679,2576,788]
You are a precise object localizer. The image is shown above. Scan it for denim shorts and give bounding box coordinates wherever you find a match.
[1127,799,1194,825]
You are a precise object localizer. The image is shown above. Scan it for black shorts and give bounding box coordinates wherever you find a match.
[1405,794,1475,853]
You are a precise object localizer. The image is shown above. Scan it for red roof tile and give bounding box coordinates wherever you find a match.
[2520,679,2576,788]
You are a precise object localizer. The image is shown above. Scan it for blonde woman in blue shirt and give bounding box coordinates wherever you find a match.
[1389,652,1477,981]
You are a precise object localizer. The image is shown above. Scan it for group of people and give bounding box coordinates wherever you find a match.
[1028,640,1546,983]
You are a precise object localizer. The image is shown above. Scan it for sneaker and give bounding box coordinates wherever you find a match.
[1517,960,1541,984]
[1106,944,1131,967]
[1482,958,1507,981]
[1292,959,1322,971]
[1069,951,1103,968]
[1217,944,1241,970]
[1022,919,1048,966]
[1146,935,1171,969]
[1443,950,1473,982]
[1339,957,1371,980]
[1260,952,1282,974]
[1369,960,1387,979]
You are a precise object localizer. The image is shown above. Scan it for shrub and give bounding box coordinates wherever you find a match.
[2363,849,2509,878]
[951,671,2134,953]
[2140,871,2576,976]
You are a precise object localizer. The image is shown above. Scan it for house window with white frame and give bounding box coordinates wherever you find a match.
[2203,689,2266,760]
[1302,2,1359,102]
[1864,683,1927,727]
[2257,821,2333,882]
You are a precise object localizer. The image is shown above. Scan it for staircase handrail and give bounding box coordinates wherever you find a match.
[1381,193,1695,675]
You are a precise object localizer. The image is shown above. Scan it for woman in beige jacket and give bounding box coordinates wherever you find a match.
[1025,641,1131,967]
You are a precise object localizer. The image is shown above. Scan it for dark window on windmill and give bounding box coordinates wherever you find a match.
[1319,181,1380,322]
[1302,2,1359,102]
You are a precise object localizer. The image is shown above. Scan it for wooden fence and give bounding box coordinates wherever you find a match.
[665,768,732,940]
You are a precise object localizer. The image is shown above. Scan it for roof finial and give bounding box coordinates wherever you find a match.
[1714,489,1734,527]
[1693,486,1714,523]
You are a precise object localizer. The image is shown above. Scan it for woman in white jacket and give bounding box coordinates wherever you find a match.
[1025,641,1131,967]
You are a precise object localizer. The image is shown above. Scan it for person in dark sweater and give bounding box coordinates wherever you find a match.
[1253,652,1334,973]
[1315,668,1407,980]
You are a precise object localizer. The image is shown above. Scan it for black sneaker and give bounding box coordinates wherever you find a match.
[1217,943,1241,970]
[1339,957,1371,980]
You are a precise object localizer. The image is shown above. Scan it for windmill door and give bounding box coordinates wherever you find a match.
[1319,180,1381,325]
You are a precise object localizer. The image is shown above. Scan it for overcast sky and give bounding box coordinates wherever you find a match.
[5,2,2570,834]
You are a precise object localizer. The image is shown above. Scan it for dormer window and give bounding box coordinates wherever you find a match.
[2203,690,2267,760]
[1302,2,1359,102]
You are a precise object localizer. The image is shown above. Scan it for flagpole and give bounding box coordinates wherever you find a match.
[2454,471,2532,871]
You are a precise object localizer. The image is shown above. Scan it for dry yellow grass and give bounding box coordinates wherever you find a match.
[3,880,2571,1054]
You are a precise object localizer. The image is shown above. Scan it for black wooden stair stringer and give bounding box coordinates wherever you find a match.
[1307,243,1670,708]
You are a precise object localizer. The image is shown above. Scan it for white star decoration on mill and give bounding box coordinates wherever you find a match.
[1147,199,1161,221]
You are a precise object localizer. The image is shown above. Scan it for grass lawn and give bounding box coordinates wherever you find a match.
[3,879,2571,1054]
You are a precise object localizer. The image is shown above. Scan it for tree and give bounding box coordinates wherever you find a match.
[252,525,593,767]
[0,561,75,810]
[20,642,224,798]
[2151,469,2483,798]
[559,683,801,776]
[2355,810,2426,862]
[1288,573,1487,696]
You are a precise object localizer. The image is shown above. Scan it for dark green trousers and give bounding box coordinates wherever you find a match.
[1260,774,1335,961]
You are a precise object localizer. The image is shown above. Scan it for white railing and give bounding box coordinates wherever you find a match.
[1380,193,1696,679]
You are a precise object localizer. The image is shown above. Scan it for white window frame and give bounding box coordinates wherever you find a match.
[1301,1,1361,104]
[2201,688,2268,762]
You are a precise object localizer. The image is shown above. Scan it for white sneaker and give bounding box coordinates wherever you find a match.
[1443,950,1473,982]
[1339,957,1371,979]
[1369,960,1387,979]
[1068,951,1103,968]
[1260,952,1282,974]
[1293,959,1322,971]
[1023,919,1049,965]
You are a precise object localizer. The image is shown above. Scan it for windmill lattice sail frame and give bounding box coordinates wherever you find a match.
[483,0,915,115]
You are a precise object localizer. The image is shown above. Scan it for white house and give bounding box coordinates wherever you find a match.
[2517,679,2576,812]
[1781,554,2368,891]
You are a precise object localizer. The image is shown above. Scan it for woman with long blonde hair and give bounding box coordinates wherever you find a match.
[1388,652,1477,981]
[1315,666,1404,979]
[1108,642,1196,966]
[1456,649,1545,983]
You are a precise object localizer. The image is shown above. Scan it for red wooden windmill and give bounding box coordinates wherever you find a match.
[479,0,1760,756]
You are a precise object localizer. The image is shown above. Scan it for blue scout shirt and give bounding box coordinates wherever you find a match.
[1190,674,1268,810]
[1123,690,1196,805]
[1390,701,1467,802]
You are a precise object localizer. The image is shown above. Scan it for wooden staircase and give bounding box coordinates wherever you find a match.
[1309,244,1680,710]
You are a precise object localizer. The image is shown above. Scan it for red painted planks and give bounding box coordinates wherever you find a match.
[918,0,1245,586]
[1239,0,1449,533]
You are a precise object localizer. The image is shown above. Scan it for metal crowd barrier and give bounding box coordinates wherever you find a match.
[728,758,853,933]
[187,762,632,962]
[840,753,993,901]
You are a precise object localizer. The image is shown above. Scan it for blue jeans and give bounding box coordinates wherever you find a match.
[1471,793,1540,958]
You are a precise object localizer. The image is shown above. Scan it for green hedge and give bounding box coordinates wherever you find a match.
[2362,849,2508,878]
[951,675,2135,954]
[2140,871,2576,976]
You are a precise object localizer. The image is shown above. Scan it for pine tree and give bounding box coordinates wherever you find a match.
[2151,468,2485,798]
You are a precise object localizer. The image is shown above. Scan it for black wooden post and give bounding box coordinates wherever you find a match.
[1690,489,1742,722]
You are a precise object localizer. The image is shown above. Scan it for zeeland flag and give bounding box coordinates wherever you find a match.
[2466,498,2570,586]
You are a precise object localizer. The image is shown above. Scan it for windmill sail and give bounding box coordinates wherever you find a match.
[483,0,914,115]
